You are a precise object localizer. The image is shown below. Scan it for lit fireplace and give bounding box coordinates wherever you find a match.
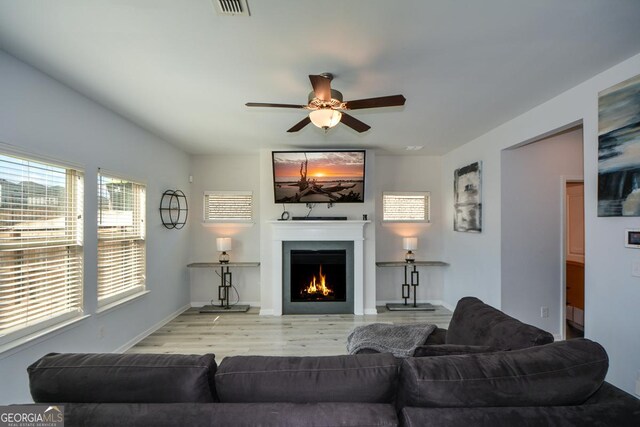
[290,249,346,303]
[302,265,334,297]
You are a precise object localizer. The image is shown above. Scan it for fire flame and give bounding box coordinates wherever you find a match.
[303,265,333,297]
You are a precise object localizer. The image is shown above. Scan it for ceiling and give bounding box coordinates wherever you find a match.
[1,1,639,156]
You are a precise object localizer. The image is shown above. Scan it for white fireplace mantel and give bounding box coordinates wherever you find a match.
[268,220,369,316]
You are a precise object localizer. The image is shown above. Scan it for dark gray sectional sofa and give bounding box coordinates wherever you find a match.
[25,297,640,426]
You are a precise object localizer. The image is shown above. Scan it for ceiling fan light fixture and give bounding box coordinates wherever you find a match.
[246,73,405,133]
[309,109,342,130]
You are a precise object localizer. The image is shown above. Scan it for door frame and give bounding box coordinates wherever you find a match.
[559,175,584,340]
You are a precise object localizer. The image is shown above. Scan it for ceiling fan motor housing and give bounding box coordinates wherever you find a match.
[308,89,344,109]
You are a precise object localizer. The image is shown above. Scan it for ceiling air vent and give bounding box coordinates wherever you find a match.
[214,0,250,16]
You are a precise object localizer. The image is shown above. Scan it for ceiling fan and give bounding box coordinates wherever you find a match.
[245,73,406,133]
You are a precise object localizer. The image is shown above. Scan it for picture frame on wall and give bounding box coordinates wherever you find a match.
[454,161,482,232]
[597,73,640,217]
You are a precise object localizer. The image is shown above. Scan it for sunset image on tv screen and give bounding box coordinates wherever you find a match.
[272,151,365,203]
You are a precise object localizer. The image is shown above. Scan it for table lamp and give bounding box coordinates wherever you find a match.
[216,237,232,264]
[403,237,417,263]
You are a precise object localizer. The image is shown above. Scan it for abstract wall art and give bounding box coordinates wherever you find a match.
[598,73,640,217]
[454,161,482,232]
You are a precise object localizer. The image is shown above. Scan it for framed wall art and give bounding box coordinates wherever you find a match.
[454,161,482,232]
[598,73,640,217]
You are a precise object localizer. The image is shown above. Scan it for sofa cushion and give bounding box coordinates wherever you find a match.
[28,353,218,403]
[413,344,496,357]
[446,297,554,349]
[400,403,640,427]
[398,339,608,408]
[215,353,399,403]
[59,402,399,427]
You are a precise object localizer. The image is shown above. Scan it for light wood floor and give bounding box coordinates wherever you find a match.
[128,305,452,360]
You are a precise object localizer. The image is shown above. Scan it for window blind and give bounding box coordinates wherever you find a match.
[0,153,83,343]
[382,192,430,222]
[97,172,146,306]
[204,191,252,221]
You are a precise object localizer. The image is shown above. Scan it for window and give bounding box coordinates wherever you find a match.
[0,153,83,345]
[204,191,252,222]
[382,192,430,222]
[97,171,146,307]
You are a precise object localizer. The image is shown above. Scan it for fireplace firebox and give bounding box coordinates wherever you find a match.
[283,241,354,314]
[290,250,347,302]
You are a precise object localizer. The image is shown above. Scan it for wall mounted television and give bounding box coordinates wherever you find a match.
[272,150,366,203]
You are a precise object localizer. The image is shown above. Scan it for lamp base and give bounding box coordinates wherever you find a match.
[405,250,415,263]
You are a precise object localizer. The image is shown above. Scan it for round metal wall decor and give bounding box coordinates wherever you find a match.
[159,189,188,229]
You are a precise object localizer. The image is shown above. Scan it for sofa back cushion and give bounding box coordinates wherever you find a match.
[215,353,399,403]
[28,353,218,403]
[446,297,554,349]
[398,338,608,408]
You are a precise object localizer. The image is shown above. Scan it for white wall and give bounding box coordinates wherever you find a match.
[501,128,583,334]
[442,52,640,395]
[187,154,261,305]
[375,155,445,304]
[0,51,191,403]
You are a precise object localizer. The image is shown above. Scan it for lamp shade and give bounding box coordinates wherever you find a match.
[402,237,418,251]
[309,109,342,129]
[216,237,232,252]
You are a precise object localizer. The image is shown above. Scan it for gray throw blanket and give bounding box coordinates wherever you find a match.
[347,323,436,358]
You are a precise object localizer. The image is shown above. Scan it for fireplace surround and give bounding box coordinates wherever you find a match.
[267,220,369,315]
[283,241,354,314]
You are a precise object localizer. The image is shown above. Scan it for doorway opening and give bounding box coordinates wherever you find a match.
[500,123,584,338]
[563,180,585,339]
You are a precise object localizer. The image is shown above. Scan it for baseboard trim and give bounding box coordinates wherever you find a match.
[259,308,274,316]
[114,303,190,353]
[364,308,378,315]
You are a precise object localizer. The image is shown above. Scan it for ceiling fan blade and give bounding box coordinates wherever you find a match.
[309,74,332,101]
[246,102,307,109]
[287,116,311,132]
[344,94,406,110]
[340,112,371,133]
